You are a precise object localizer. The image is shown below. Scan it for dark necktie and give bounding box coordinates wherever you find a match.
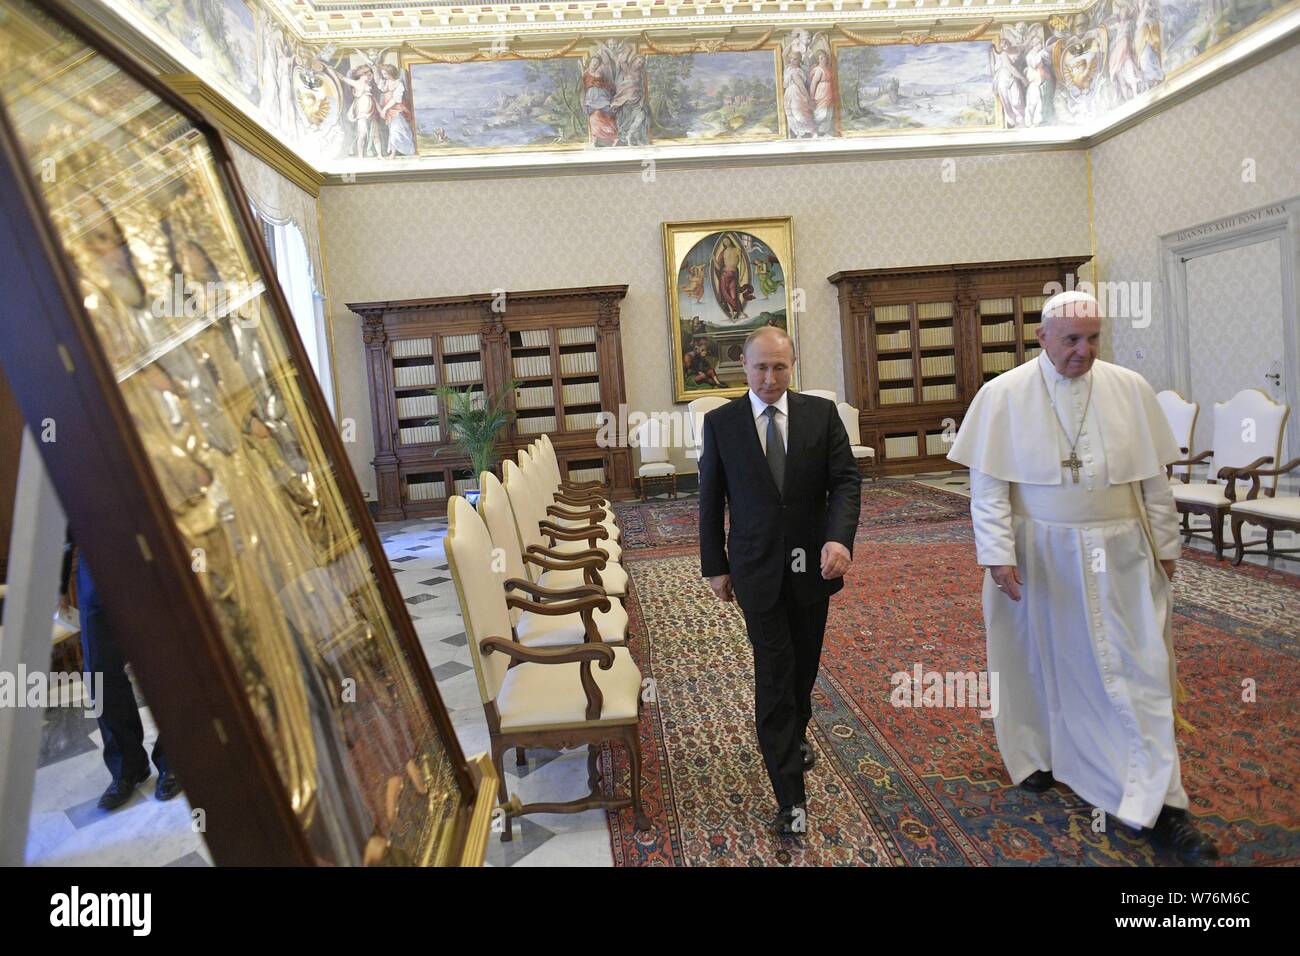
[763,405,785,494]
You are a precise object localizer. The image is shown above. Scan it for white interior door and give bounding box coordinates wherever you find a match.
[1185,238,1296,460]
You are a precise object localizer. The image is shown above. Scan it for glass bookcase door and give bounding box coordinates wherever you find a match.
[0,0,467,865]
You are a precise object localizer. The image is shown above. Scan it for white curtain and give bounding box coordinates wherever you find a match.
[229,142,335,415]
[228,141,324,290]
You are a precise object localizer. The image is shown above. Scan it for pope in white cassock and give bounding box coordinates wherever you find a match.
[948,291,1218,863]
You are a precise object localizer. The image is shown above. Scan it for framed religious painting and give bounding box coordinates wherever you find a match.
[0,0,494,865]
[662,216,799,402]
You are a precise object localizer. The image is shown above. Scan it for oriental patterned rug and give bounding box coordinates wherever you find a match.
[599,481,1300,866]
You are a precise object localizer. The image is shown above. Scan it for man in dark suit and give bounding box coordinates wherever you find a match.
[698,327,861,835]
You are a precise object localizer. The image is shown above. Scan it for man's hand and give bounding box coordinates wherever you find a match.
[707,574,734,602]
[989,565,1022,601]
[820,541,851,580]
[1160,558,1177,581]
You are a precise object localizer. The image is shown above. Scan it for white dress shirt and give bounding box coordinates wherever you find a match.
[747,389,789,454]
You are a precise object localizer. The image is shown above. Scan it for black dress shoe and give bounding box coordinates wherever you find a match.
[773,803,808,836]
[97,772,147,811]
[800,739,816,772]
[1019,770,1055,792]
[154,771,182,802]
[1150,807,1220,864]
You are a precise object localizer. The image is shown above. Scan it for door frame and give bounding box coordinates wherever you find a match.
[1160,195,1300,461]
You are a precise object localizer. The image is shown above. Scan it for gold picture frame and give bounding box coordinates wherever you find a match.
[663,216,798,403]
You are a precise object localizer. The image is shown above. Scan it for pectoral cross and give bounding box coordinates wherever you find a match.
[1062,451,1083,484]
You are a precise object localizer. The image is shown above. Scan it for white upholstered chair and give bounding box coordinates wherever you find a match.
[630,418,677,500]
[444,495,648,840]
[1169,389,1290,559]
[1156,390,1199,482]
[686,395,729,460]
[529,438,616,514]
[801,389,838,402]
[503,458,628,594]
[520,445,620,539]
[537,433,609,501]
[837,402,876,479]
[476,470,628,646]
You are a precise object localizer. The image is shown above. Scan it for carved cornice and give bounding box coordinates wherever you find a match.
[834,18,992,46]
[348,285,629,315]
[159,74,324,198]
[265,0,1100,44]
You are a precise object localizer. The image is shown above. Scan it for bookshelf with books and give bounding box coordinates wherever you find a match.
[830,256,1090,476]
[354,285,633,519]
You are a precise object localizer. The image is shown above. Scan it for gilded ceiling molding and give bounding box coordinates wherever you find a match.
[639,28,775,54]
[263,0,1097,43]
[834,18,994,47]
[159,74,324,198]
[406,37,583,62]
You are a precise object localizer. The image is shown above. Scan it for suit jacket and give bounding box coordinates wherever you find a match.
[698,391,861,612]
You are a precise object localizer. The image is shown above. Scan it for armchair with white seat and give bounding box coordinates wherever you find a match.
[444,496,649,841]
[503,457,629,595]
[1228,456,1300,565]
[523,443,619,528]
[836,402,876,480]
[537,433,611,502]
[517,447,623,555]
[1168,388,1290,559]
[630,418,677,500]
[1156,390,1199,484]
[686,395,728,461]
[476,469,629,647]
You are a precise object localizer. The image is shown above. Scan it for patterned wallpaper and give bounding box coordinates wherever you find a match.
[1092,40,1300,391]
[319,150,1092,494]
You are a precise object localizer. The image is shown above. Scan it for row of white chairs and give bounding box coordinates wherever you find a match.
[444,433,649,841]
[1157,388,1298,564]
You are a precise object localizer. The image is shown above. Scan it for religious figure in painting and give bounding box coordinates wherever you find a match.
[755,255,782,300]
[581,54,619,147]
[378,64,416,157]
[712,233,755,322]
[683,333,725,389]
[782,50,816,138]
[680,262,707,303]
[610,46,649,146]
[809,50,834,136]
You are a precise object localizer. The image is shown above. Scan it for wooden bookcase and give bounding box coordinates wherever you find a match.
[829,256,1091,476]
[353,286,634,519]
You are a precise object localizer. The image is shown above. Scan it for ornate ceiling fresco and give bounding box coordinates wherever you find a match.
[94,0,1299,178]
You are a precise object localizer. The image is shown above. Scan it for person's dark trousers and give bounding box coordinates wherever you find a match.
[77,559,168,783]
[740,573,830,808]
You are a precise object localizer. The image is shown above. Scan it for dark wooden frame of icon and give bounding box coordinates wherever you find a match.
[0,0,492,865]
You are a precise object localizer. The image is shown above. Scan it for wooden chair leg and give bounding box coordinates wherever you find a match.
[1181,509,1191,539]
[587,744,601,794]
[1231,515,1248,566]
[515,746,526,766]
[627,725,650,832]
[638,477,646,502]
[1267,528,1276,553]
[491,741,512,842]
[670,474,677,499]
[1211,509,1225,559]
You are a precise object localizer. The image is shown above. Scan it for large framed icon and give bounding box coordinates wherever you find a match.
[0,0,494,865]
[662,216,799,403]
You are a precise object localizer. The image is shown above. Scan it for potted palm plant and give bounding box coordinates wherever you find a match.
[430,379,520,505]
